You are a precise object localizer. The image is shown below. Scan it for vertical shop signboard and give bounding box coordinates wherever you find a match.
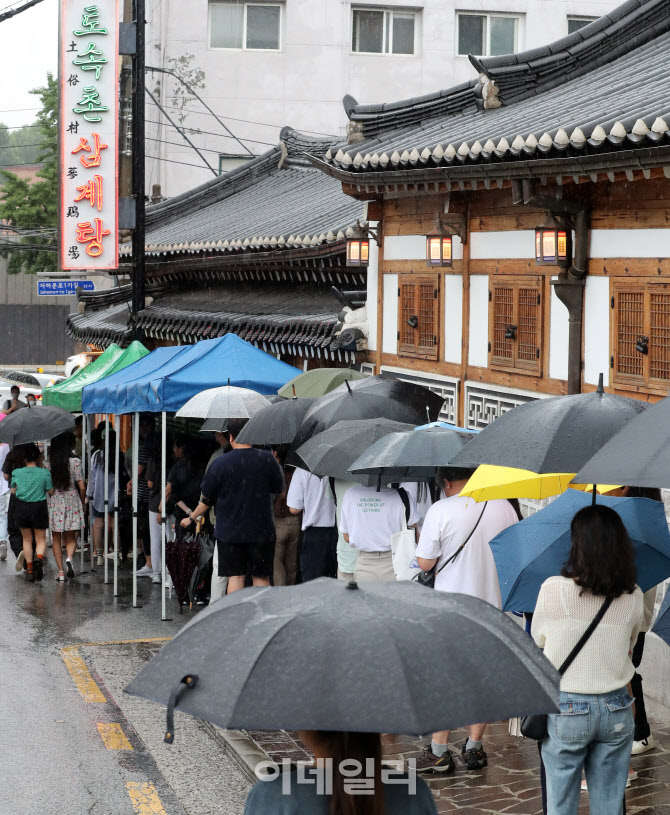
[60,1,119,270]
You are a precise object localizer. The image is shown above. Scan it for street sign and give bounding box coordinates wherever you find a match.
[59,0,119,271]
[37,280,95,296]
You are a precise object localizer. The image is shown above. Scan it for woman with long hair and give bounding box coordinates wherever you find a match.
[10,443,53,582]
[86,428,120,568]
[45,432,85,581]
[532,504,643,814]
[243,730,437,814]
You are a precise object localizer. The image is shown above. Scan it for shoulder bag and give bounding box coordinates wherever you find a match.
[520,595,613,740]
[413,502,488,589]
[391,487,420,581]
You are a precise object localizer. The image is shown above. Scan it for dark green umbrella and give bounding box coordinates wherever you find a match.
[277,367,365,398]
[124,579,559,738]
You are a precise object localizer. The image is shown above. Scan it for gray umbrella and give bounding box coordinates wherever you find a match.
[293,418,414,484]
[0,405,74,445]
[348,425,475,482]
[124,579,559,737]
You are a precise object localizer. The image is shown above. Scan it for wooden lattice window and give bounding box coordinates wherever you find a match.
[397,274,439,360]
[489,276,543,375]
[612,282,670,387]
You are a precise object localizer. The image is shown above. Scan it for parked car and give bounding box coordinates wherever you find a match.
[65,351,101,378]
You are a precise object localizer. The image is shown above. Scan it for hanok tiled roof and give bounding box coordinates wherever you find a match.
[67,283,359,361]
[120,129,364,259]
[318,0,670,180]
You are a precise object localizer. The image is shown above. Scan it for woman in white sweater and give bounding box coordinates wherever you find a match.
[531,504,643,815]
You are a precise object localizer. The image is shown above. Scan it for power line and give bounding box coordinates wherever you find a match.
[146,118,276,147]
[0,0,47,24]
[144,154,224,170]
[0,106,40,114]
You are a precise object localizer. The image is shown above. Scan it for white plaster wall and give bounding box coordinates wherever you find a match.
[549,280,569,382]
[366,222,379,351]
[145,0,620,196]
[470,231,536,259]
[590,229,670,258]
[383,234,463,261]
[584,276,610,387]
[382,274,399,355]
[468,275,489,368]
[443,274,462,364]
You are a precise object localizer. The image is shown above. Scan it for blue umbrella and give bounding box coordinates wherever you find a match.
[490,490,670,612]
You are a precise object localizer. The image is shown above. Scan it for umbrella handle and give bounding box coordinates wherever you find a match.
[164,674,199,743]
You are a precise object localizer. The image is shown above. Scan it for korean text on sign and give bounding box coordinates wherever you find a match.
[60,2,119,270]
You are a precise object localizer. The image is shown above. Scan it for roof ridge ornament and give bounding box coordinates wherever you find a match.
[475,74,502,110]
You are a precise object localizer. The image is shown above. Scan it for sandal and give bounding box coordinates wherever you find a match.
[56,571,66,582]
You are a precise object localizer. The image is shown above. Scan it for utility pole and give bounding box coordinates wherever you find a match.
[130,0,145,340]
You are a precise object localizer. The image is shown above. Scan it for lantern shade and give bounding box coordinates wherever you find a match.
[425,222,453,267]
[535,217,571,267]
[346,236,369,267]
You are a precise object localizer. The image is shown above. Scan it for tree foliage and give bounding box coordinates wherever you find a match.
[0,73,58,275]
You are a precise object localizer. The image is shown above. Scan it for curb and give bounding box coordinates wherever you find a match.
[204,723,267,784]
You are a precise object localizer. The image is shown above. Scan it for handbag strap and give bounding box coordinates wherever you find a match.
[558,596,613,676]
[436,502,488,576]
[395,487,411,526]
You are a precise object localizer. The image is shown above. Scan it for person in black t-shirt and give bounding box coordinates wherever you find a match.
[181,417,284,593]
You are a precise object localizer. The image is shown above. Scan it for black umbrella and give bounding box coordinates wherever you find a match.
[200,418,228,433]
[0,405,74,445]
[235,397,315,446]
[573,394,670,488]
[1,371,41,389]
[348,425,475,482]
[451,375,647,474]
[291,375,444,450]
[124,579,558,737]
[293,418,414,484]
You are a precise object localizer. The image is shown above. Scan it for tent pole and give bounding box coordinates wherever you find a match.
[87,417,94,571]
[132,412,139,608]
[80,415,87,573]
[113,415,120,596]
[161,411,167,621]
[103,416,110,584]
[592,484,597,507]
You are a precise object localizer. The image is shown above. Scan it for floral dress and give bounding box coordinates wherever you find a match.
[46,457,84,532]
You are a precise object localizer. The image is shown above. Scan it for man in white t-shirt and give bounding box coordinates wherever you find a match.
[0,443,8,560]
[287,468,337,581]
[340,484,418,582]
[414,466,518,776]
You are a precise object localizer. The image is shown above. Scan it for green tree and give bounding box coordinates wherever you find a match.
[0,73,57,275]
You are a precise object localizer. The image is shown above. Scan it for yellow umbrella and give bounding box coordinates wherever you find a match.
[460,465,581,503]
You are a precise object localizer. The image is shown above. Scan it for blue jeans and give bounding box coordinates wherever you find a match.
[542,687,634,815]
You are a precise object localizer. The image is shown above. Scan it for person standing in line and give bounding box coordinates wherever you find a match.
[73,415,83,460]
[201,428,230,601]
[272,447,300,586]
[181,418,284,594]
[25,394,37,407]
[10,443,53,582]
[45,433,85,581]
[0,442,9,561]
[532,505,643,815]
[3,445,29,568]
[339,483,418,583]
[144,449,164,586]
[86,429,118,567]
[133,415,157,577]
[2,385,26,415]
[287,467,337,581]
[414,467,517,774]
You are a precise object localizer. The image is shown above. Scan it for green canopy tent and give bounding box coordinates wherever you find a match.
[42,341,149,413]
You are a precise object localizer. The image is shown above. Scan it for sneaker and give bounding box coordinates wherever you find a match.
[0,541,7,561]
[461,743,487,771]
[151,573,161,584]
[96,555,104,567]
[415,747,455,774]
[65,559,75,580]
[627,767,638,787]
[25,569,35,583]
[56,571,66,582]
[136,565,153,578]
[34,559,44,582]
[15,551,25,572]
[632,735,655,755]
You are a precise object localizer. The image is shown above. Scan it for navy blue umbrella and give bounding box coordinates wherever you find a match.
[490,490,670,612]
[651,588,670,646]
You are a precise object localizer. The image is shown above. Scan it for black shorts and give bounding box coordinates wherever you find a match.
[217,538,275,578]
[14,498,49,530]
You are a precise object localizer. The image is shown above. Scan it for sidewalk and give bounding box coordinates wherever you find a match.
[215,702,670,814]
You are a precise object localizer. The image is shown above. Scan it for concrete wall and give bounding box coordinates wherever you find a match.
[145,0,619,197]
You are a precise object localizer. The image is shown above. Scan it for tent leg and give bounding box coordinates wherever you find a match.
[132,412,139,608]
[161,411,168,621]
[87,417,94,572]
[104,416,110,584]
[113,415,120,597]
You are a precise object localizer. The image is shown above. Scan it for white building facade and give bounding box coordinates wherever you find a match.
[144,0,619,197]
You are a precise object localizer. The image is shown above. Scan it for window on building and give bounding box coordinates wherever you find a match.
[352,7,417,55]
[398,274,439,360]
[456,12,520,57]
[567,16,597,35]
[489,276,543,374]
[209,2,281,50]
[612,282,670,388]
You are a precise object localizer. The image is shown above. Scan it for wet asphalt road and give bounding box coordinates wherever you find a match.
[0,551,251,815]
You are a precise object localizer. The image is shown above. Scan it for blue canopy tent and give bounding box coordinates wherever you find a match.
[81,335,299,617]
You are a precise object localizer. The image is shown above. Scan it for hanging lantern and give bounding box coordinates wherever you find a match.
[535,214,571,267]
[425,216,453,267]
[346,223,370,267]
